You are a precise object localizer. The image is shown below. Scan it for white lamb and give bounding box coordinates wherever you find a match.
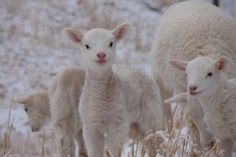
[65,23,163,156]
[166,56,236,157]
[49,67,87,157]
[15,67,88,157]
[151,0,236,146]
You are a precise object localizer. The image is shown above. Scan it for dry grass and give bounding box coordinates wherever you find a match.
[0,97,225,157]
[0,96,225,156]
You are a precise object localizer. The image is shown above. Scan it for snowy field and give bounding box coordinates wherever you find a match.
[1,0,236,156]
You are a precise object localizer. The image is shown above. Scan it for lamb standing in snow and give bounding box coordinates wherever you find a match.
[65,23,164,156]
[166,56,236,157]
[65,23,130,157]
[151,0,236,146]
[15,67,88,157]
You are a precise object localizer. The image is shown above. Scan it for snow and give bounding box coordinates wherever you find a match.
[0,0,160,131]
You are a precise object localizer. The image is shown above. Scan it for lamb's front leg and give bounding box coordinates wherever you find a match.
[190,114,214,146]
[183,99,214,147]
[83,125,105,157]
[220,138,233,157]
[105,124,128,156]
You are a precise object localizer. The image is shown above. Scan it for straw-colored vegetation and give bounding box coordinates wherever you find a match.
[0,97,224,157]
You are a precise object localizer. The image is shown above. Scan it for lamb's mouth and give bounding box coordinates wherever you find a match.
[190,90,203,96]
[95,60,107,64]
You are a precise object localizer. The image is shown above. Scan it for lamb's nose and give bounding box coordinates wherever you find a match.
[97,52,106,59]
[189,85,198,92]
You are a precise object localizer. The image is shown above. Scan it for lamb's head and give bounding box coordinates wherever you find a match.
[168,56,229,97]
[14,91,49,132]
[65,23,129,71]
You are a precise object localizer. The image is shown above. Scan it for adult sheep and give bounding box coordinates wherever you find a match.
[151,0,236,146]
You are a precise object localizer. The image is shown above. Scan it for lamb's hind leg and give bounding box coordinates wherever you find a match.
[54,121,75,157]
[83,126,105,157]
[75,128,88,157]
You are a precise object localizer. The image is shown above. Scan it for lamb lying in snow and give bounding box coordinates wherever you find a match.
[65,23,163,156]
[166,56,236,157]
[14,67,87,157]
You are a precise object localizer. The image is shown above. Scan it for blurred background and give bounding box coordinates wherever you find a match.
[0,0,236,156]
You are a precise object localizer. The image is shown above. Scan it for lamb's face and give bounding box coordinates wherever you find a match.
[23,99,47,132]
[168,56,229,97]
[79,29,117,71]
[14,94,47,132]
[186,57,222,97]
[65,23,129,71]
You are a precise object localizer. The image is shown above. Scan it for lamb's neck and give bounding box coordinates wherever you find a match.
[85,68,116,90]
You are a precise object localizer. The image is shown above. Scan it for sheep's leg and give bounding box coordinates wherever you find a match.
[75,128,88,157]
[220,139,233,157]
[54,123,75,157]
[105,125,128,156]
[173,89,214,148]
[185,102,214,147]
[192,116,213,146]
[156,77,172,123]
[83,126,105,157]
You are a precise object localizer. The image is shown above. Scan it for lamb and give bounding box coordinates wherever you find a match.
[15,67,88,157]
[14,90,50,132]
[166,56,236,157]
[115,65,163,134]
[115,65,164,156]
[65,23,163,156]
[151,0,236,146]
[49,67,87,157]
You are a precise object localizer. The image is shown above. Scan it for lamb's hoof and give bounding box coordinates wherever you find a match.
[79,153,88,157]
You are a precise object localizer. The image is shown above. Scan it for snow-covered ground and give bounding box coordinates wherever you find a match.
[1,0,236,156]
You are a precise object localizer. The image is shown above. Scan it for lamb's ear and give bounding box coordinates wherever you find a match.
[112,23,129,41]
[64,28,83,44]
[164,93,188,104]
[215,56,229,72]
[13,97,29,104]
[168,59,188,71]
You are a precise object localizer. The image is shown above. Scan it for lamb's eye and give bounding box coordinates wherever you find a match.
[85,44,90,49]
[207,72,213,77]
[25,108,28,112]
[109,42,113,47]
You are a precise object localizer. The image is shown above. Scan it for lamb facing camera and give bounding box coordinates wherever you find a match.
[65,23,164,156]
